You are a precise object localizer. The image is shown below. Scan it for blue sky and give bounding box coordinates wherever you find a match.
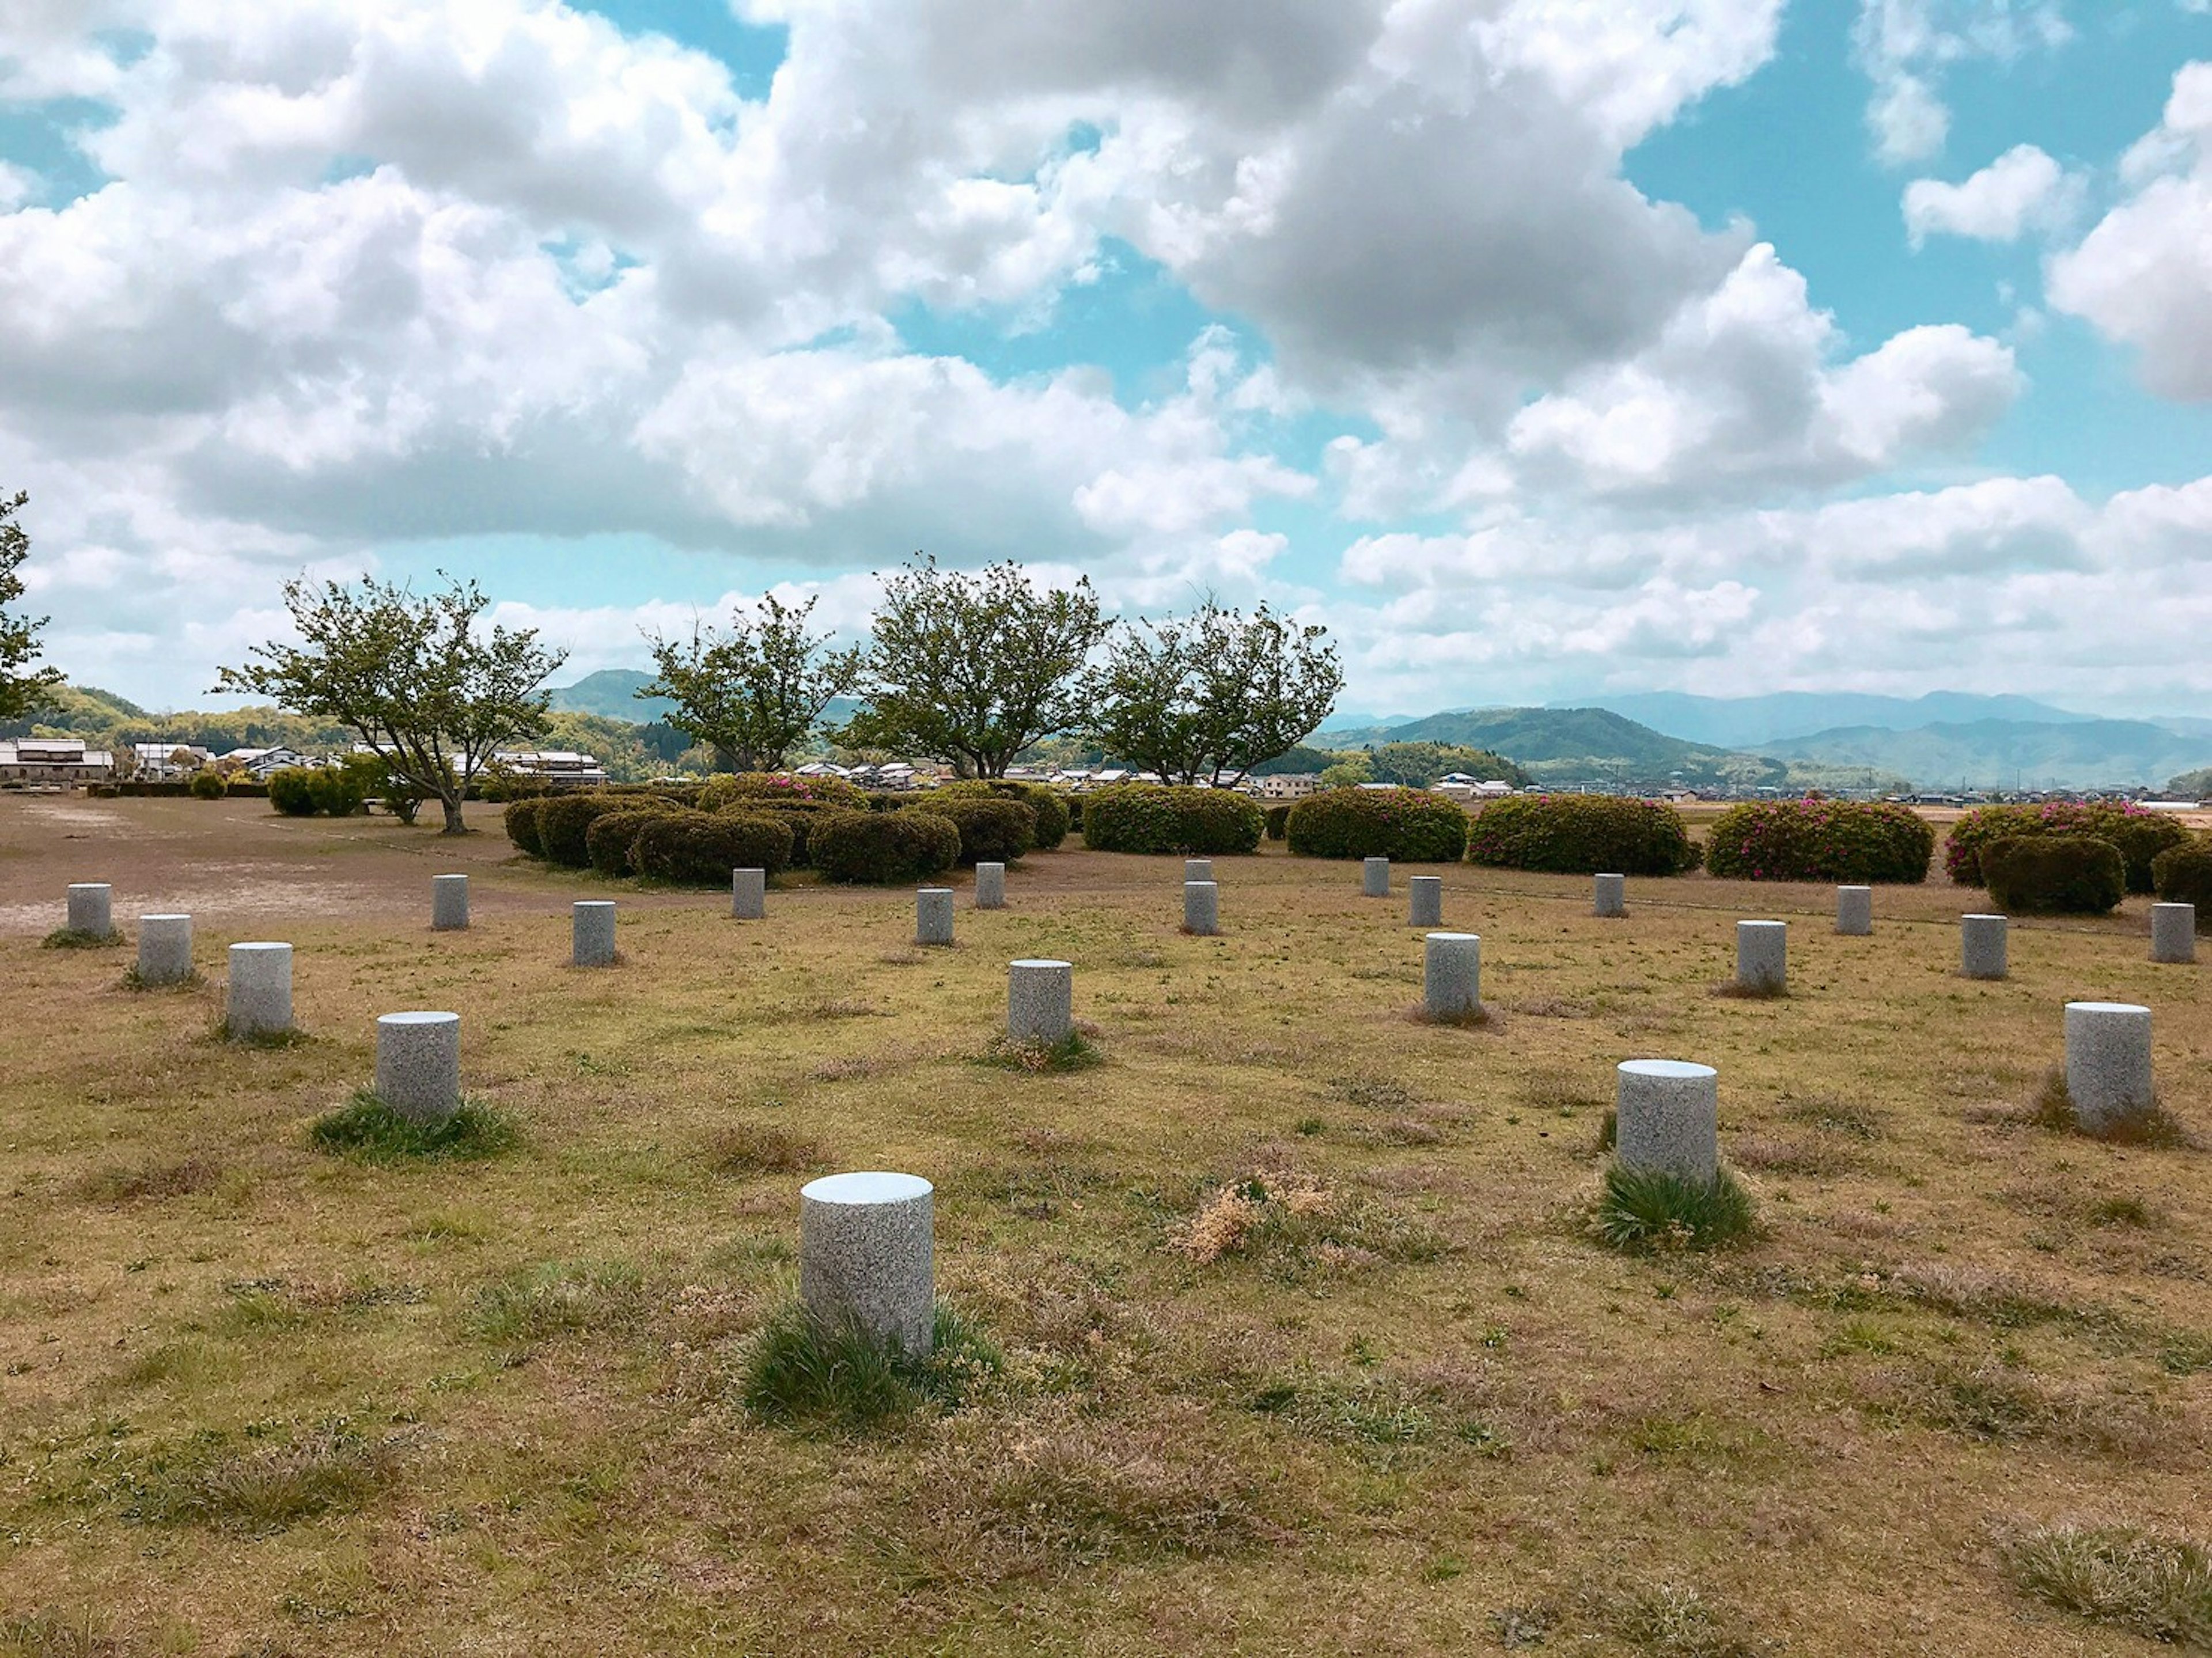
[0,1,2207,716]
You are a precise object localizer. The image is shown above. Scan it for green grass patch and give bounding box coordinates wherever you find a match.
[41,928,122,950]
[308,1092,519,1164]
[741,1299,1002,1432]
[467,1258,647,1344]
[980,1030,1104,1073]
[2002,1524,2212,1645]
[118,965,198,992]
[1593,1163,1755,1253]
[66,1420,397,1536]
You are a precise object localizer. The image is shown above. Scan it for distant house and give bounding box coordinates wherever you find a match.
[130,742,214,779]
[219,745,312,779]
[0,737,116,786]
[492,750,608,788]
[1251,773,1323,800]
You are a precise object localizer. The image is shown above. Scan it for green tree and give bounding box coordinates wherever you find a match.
[214,575,565,834]
[835,555,1111,778]
[1085,598,1343,786]
[1367,741,1530,788]
[0,491,64,720]
[1320,753,1374,789]
[641,593,863,773]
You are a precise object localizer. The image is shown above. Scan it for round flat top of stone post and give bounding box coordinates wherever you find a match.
[574,900,615,912]
[1426,931,1479,943]
[1011,958,1071,970]
[1964,913,2006,921]
[918,887,952,897]
[232,941,290,954]
[1619,1059,1718,1082]
[378,1010,460,1029]
[2066,1000,2150,1016]
[1740,919,1785,931]
[802,1171,933,1205]
[142,912,190,923]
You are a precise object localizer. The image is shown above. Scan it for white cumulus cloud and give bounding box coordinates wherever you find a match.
[1903,143,2081,245]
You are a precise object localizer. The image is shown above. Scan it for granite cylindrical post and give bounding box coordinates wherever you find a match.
[374,1011,461,1122]
[1835,886,1873,936]
[1615,1060,1720,1183]
[226,942,293,1038]
[136,914,192,985]
[975,862,1006,910]
[1184,880,1219,936]
[1362,856,1390,898]
[732,868,766,921]
[1007,958,1073,1044]
[1593,873,1626,918]
[430,874,470,932]
[1736,920,1787,993]
[2151,903,2196,965]
[1408,876,1443,928]
[1423,932,1481,1019]
[1184,859,1214,885]
[66,883,112,938]
[1961,913,2008,980]
[800,1171,935,1355]
[916,887,955,946]
[2064,1001,2155,1132]
[572,901,617,967]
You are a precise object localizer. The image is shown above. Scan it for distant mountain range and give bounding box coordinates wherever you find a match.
[547,669,675,722]
[1561,690,2103,750]
[1748,719,2212,792]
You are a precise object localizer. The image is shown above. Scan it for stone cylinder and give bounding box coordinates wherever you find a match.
[2151,902,2196,965]
[1184,859,1214,885]
[974,862,1006,910]
[732,867,766,920]
[800,1171,935,1355]
[136,914,193,986]
[1593,873,1626,918]
[2065,1001,2155,1132]
[1362,856,1390,898]
[1007,958,1073,1044]
[1736,920,1787,993]
[226,942,293,1038]
[572,900,617,968]
[1615,1060,1719,1183]
[1423,931,1481,1019]
[67,882,112,937]
[374,1011,461,1122]
[1961,913,2008,981]
[1184,880,1219,936]
[1408,875,1443,928]
[1835,885,1873,936]
[430,874,470,932]
[916,887,955,946]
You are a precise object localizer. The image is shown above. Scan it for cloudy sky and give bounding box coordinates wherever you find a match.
[1,1,2207,718]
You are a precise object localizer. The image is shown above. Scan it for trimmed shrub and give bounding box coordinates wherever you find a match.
[308,764,369,818]
[734,800,842,867]
[698,772,868,811]
[909,795,1036,866]
[266,767,320,817]
[927,780,1069,850]
[1465,794,1699,876]
[1984,834,2126,915]
[812,809,962,884]
[189,768,227,801]
[1081,784,1266,856]
[1702,798,1934,884]
[2151,838,2212,923]
[537,792,668,869]
[586,809,666,878]
[1063,792,1084,834]
[503,796,547,857]
[1946,801,2188,892]
[1285,787,1469,862]
[1264,803,1293,841]
[632,811,796,885]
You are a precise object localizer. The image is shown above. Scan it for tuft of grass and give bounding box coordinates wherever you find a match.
[41,927,122,951]
[703,1121,824,1177]
[218,1022,313,1049]
[75,1155,223,1206]
[1711,977,1787,1001]
[2027,1068,2190,1147]
[1408,1001,1494,1029]
[467,1258,646,1345]
[741,1299,1002,1431]
[119,965,199,992]
[78,1421,397,1535]
[2002,1524,2212,1645]
[1175,1171,1449,1274]
[1593,1163,1755,1253]
[308,1092,519,1164]
[1585,1579,1763,1658]
[0,1611,121,1656]
[1779,1092,1884,1140]
[980,1030,1103,1073]
[1248,1371,1505,1462]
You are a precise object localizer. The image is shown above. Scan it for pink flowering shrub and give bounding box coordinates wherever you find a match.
[698,772,868,810]
[1704,798,1934,884]
[1945,800,2185,893]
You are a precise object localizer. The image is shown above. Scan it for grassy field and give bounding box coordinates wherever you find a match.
[1,794,2208,1656]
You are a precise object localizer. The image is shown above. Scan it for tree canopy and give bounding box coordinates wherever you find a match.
[0,491,64,722]
[641,593,862,773]
[214,575,565,833]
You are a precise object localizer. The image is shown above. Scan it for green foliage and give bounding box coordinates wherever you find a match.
[1593,1163,1755,1252]
[1465,794,1699,875]
[214,574,565,834]
[1080,783,1266,856]
[535,792,656,868]
[726,799,840,866]
[265,767,320,817]
[468,1259,646,1344]
[585,808,666,877]
[2151,837,2212,920]
[308,754,379,817]
[833,555,1111,778]
[928,779,1070,849]
[1284,787,1469,862]
[980,1030,1103,1073]
[1082,598,1343,784]
[909,794,1037,866]
[306,1093,519,1164]
[1983,834,2126,915]
[1319,754,1373,789]
[1249,745,1337,776]
[502,795,547,856]
[1946,801,2187,891]
[641,593,863,772]
[2002,1525,2212,1646]
[698,771,868,810]
[2169,767,2212,799]
[0,489,63,720]
[811,807,963,883]
[631,810,796,884]
[81,1421,395,1535]
[741,1300,1002,1431]
[1702,798,1933,883]
[1264,803,1293,841]
[43,925,121,950]
[188,768,228,800]
[1363,741,1530,789]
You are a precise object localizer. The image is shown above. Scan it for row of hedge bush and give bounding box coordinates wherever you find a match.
[1702,798,1934,884]
[1465,795,1700,875]
[1285,788,1469,861]
[1946,801,2188,893]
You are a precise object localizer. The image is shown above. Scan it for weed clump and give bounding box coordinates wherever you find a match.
[2025,1068,2190,1147]
[1593,1163,1755,1253]
[741,1300,1002,1431]
[468,1259,646,1344]
[308,1092,519,1164]
[119,965,198,992]
[1174,1170,1447,1273]
[980,1030,1102,1073]
[42,927,122,950]
[703,1121,824,1177]
[1583,1579,1764,1657]
[72,1420,397,1535]
[2002,1524,2212,1645]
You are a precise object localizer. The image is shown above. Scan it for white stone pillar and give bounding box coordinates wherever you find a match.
[1835,886,1873,936]
[226,942,294,1038]
[2065,1001,2154,1132]
[1736,920,1787,994]
[800,1171,935,1355]
[573,901,616,967]
[1593,874,1626,918]
[1423,932,1480,1019]
[431,874,470,932]
[2150,903,2196,965]
[1961,914,2008,980]
[1007,959,1073,1044]
[374,1011,461,1122]
[1184,880,1219,936]
[732,868,767,920]
[974,862,1006,909]
[1362,856,1390,898]
[136,915,193,985]
[1615,1060,1719,1183]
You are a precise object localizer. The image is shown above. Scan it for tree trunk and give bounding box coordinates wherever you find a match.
[438,792,469,834]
